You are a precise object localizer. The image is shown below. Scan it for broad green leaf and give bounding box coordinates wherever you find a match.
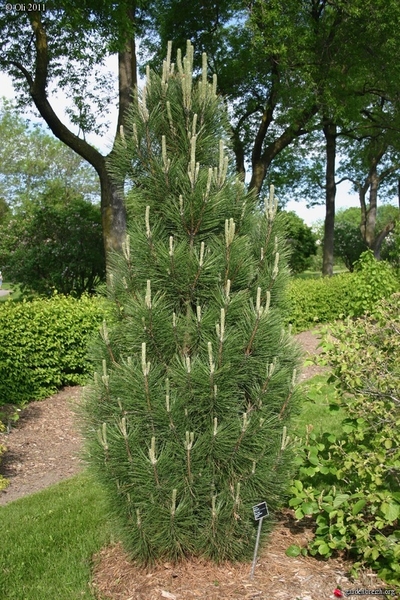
[317,543,331,556]
[352,499,367,516]
[285,544,301,557]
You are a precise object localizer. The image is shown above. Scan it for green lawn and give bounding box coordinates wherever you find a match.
[293,267,348,280]
[0,282,22,302]
[0,472,111,600]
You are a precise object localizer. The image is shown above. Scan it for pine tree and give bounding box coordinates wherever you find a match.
[81,41,302,565]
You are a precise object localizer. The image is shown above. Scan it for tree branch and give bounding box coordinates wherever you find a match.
[20,11,105,174]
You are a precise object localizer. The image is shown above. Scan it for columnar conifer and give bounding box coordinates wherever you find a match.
[82,41,302,564]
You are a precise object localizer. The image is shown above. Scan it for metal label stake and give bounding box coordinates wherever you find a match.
[250,501,269,580]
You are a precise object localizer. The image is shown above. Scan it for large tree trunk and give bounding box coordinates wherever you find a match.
[358,144,394,259]
[373,221,396,259]
[98,161,126,257]
[322,121,337,276]
[365,168,379,250]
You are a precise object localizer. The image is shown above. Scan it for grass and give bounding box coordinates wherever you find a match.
[293,267,348,280]
[0,471,111,600]
[0,281,22,302]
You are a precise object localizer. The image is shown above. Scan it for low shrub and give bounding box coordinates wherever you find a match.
[0,294,109,405]
[287,273,354,331]
[287,294,400,585]
[351,249,399,315]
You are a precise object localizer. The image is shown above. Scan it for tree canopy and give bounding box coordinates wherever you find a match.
[0,190,105,296]
[0,99,100,207]
[2,1,400,274]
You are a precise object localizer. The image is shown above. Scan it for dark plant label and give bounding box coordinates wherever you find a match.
[252,501,269,521]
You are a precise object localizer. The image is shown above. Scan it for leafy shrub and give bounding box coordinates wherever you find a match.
[287,294,400,584]
[287,273,355,332]
[0,294,108,405]
[287,252,400,332]
[351,250,399,315]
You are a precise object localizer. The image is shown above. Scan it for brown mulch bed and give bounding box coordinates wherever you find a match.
[2,330,393,600]
[91,525,364,600]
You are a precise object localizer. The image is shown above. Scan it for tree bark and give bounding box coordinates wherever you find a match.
[373,220,396,259]
[322,121,337,276]
[357,144,399,258]
[248,103,319,194]
[365,168,378,250]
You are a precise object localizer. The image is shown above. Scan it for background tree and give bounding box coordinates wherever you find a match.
[279,211,317,274]
[337,116,400,258]
[0,2,154,255]
[0,188,105,296]
[333,205,399,271]
[0,99,100,207]
[82,43,301,564]
[3,0,400,276]
[333,208,368,271]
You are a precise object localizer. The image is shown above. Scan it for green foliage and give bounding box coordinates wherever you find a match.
[0,472,111,600]
[287,251,400,332]
[81,44,302,565]
[287,274,355,332]
[293,374,346,439]
[0,294,108,405]
[279,211,317,274]
[0,99,100,206]
[351,250,399,315]
[381,220,400,271]
[333,207,400,271]
[287,294,400,585]
[0,193,106,296]
[334,209,367,271]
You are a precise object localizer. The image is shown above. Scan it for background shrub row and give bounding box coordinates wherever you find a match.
[0,294,109,405]
[1,251,398,405]
[288,252,400,332]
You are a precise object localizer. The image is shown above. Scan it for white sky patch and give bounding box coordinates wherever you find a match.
[286,180,360,226]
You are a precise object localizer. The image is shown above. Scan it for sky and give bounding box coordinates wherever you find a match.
[1,67,361,227]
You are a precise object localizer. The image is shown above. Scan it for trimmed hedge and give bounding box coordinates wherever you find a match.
[0,294,109,405]
[0,251,397,405]
[287,256,400,332]
[288,273,354,332]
